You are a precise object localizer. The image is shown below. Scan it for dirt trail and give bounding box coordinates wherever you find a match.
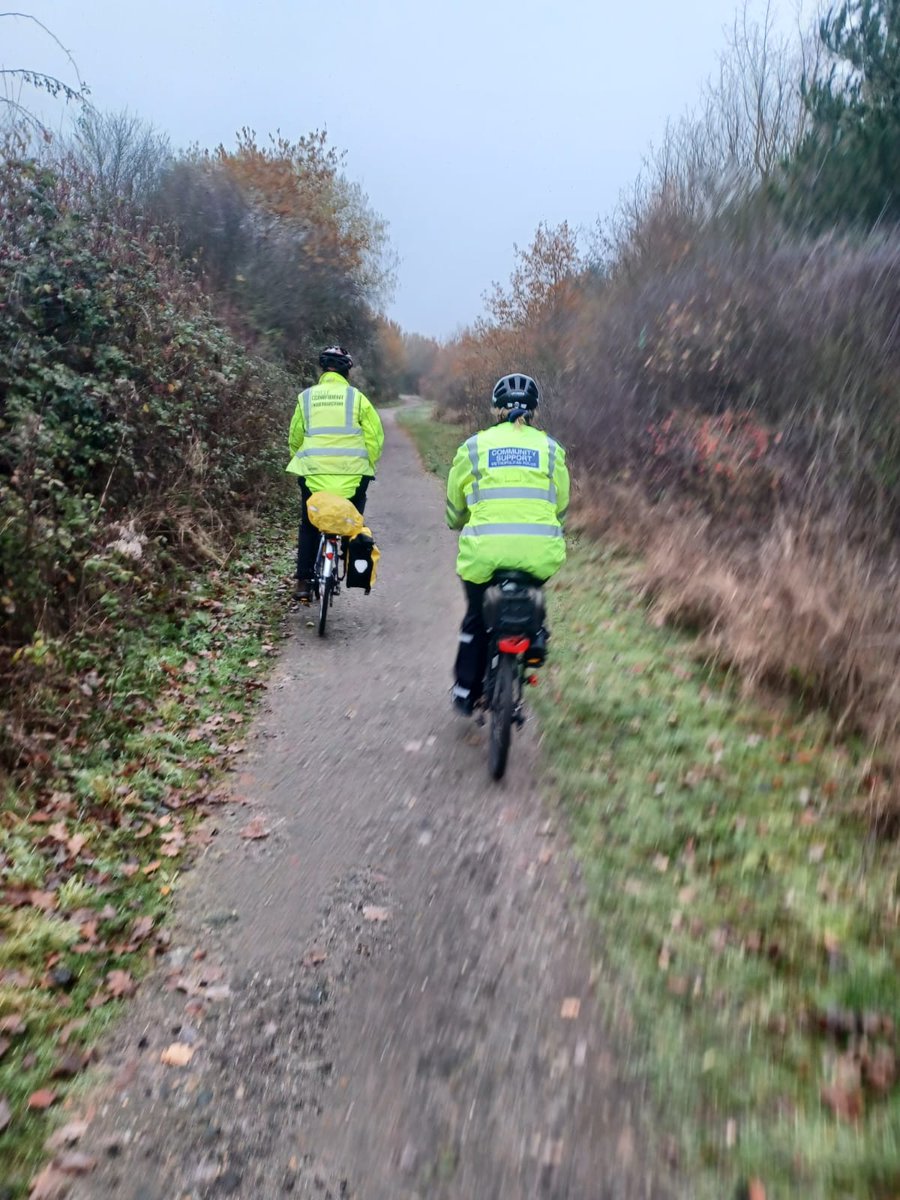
[71,407,669,1200]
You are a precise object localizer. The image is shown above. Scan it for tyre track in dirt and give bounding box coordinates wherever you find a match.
[70,406,670,1200]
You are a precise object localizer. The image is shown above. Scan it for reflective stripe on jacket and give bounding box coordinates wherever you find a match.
[285,371,383,480]
[445,420,569,584]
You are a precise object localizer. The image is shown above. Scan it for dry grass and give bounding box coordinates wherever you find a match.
[573,486,900,831]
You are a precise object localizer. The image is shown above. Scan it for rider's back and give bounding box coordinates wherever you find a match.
[447,419,568,585]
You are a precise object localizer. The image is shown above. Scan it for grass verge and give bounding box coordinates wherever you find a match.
[0,515,293,1196]
[396,402,467,477]
[401,405,900,1200]
[537,546,898,1199]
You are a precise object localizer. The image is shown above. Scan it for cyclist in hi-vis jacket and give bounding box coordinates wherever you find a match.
[445,373,569,715]
[286,346,384,602]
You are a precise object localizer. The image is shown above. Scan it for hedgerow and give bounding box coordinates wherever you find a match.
[1,148,291,657]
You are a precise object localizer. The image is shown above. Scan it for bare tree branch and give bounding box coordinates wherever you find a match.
[0,11,85,90]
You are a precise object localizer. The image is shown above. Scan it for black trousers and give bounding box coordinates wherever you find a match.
[296,477,370,580]
[453,580,491,702]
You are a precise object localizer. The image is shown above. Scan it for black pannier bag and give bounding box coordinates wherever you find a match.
[346,531,376,592]
[482,572,545,637]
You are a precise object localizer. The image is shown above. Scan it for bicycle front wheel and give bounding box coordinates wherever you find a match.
[489,654,515,781]
[317,575,333,637]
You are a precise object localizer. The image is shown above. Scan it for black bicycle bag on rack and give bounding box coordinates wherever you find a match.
[482,571,545,636]
[346,531,376,592]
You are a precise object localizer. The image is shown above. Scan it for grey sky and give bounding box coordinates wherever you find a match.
[3,1,799,337]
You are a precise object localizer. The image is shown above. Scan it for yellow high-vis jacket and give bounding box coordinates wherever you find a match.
[446,419,569,584]
[286,371,384,497]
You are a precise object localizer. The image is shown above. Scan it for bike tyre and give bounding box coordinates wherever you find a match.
[489,654,515,781]
[318,575,332,637]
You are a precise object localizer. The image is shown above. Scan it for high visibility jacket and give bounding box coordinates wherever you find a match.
[286,371,384,498]
[446,419,569,584]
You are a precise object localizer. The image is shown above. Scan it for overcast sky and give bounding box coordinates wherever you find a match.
[2,1,802,337]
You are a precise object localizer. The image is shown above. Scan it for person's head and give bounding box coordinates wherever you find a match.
[491,373,540,423]
[318,345,354,380]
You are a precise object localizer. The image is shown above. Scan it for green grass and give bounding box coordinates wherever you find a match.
[0,516,293,1195]
[396,402,467,478]
[403,406,900,1200]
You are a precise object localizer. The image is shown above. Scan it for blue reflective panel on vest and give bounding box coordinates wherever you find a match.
[487,447,540,469]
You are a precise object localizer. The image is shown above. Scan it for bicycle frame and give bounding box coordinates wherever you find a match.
[313,532,345,596]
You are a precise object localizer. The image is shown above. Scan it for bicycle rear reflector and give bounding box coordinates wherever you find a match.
[498,635,531,654]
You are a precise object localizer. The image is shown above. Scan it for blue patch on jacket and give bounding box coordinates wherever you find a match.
[488,447,540,469]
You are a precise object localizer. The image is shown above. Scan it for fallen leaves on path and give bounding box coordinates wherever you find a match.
[204,984,232,1002]
[362,906,390,922]
[27,1089,58,1110]
[29,1149,97,1200]
[51,1049,90,1079]
[105,969,136,998]
[29,1165,72,1200]
[55,1151,97,1175]
[46,1119,90,1150]
[239,816,270,840]
[160,1042,195,1067]
[560,997,581,1019]
[129,915,155,943]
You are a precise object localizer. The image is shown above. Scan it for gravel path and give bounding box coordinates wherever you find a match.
[70,407,670,1200]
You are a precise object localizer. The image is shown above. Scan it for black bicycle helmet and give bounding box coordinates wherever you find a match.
[319,345,354,373]
[492,373,540,410]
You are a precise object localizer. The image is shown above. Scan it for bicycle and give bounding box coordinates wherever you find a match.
[480,571,548,781]
[312,529,345,637]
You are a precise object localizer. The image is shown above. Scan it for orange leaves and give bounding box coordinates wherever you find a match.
[160,1042,195,1067]
[210,128,370,277]
[105,970,136,999]
[485,220,584,330]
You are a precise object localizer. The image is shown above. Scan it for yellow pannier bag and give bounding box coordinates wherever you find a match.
[306,491,365,538]
[364,527,381,586]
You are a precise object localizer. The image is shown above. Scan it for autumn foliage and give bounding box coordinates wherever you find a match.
[424,2,900,820]
[151,129,393,383]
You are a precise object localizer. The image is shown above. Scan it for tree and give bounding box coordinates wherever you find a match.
[401,331,440,392]
[69,108,171,208]
[611,1,817,267]
[150,129,394,370]
[789,0,900,228]
[483,221,583,330]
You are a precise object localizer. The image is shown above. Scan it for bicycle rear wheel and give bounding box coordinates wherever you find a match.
[489,654,515,780]
[317,574,333,637]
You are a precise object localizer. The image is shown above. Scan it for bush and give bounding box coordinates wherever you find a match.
[0,149,292,647]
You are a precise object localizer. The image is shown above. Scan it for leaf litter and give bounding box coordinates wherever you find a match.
[0,527,288,1192]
